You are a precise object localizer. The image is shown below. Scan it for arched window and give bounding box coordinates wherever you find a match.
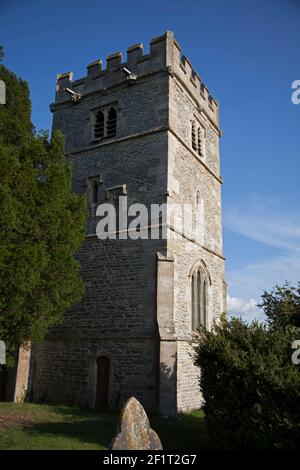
[191,121,197,151]
[94,110,105,139]
[106,107,117,138]
[191,264,208,330]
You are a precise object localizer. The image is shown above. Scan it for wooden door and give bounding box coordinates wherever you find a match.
[95,357,110,409]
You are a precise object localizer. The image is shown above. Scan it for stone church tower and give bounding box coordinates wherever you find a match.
[30,32,226,415]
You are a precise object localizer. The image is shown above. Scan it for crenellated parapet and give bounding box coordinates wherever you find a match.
[54,31,219,127]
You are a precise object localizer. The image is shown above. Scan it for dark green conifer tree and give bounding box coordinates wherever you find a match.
[0,62,87,362]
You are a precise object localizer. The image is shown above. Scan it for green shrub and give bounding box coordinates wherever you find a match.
[194,316,300,449]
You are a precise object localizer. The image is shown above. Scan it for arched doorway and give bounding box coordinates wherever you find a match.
[95,356,110,409]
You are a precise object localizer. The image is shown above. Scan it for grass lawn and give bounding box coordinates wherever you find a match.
[0,403,211,450]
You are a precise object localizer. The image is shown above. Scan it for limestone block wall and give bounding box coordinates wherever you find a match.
[177,341,202,412]
[32,338,158,412]
[166,51,225,411]
[50,237,165,338]
[169,78,220,178]
[167,133,223,255]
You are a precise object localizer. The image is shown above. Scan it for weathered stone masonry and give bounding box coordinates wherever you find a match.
[29,31,226,415]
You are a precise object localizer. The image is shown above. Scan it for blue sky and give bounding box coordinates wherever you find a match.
[1,0,299,321]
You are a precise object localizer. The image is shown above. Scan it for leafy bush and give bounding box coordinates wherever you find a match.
[194,316,300,449]
[258,282,300,328]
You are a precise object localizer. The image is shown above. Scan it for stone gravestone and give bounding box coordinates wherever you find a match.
[111,396,163,450]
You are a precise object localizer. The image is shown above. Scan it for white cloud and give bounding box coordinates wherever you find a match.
[227,295,257,313]
[227,295,261,322]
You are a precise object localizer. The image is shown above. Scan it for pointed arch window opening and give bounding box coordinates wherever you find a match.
[191,266,208,330]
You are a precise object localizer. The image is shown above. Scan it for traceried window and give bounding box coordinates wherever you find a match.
[93,106,117,141]
[191,264,208,330]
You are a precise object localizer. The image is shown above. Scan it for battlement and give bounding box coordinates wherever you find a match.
[54,32,219,127]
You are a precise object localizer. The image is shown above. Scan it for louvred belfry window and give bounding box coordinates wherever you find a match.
[191,120,205,157]
[197,127,202,156]
[93,106,117,140]
[191,121,197,151]
[94,110,105,139]
[106,107,117,138]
